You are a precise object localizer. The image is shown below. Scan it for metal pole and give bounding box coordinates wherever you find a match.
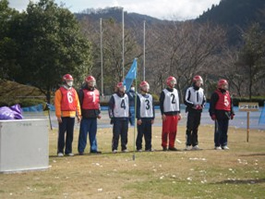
[122,8,125,79]
[143,20,146,81]
[247,111,250,142]
[46,103,53,130]
[133,59,137,161]
[100,18,104,96]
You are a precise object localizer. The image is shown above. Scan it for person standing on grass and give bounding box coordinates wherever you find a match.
[209,79,235,150]
[78,75,101,155]
[136,81,155,152]
[127,85,136,126]
[54,74,81,157]
[159,76,181,151]
[108,82,131,153]
[184,75,206,150]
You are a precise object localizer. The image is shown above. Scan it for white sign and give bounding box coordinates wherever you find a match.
[239,102,259,112]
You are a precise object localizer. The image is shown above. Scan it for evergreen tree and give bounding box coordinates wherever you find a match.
[13,0,92,103]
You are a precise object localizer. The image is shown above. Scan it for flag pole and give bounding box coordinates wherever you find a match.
[123,58,137,160]
[133,64,137,161]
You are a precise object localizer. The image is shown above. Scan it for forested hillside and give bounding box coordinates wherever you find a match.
[196,0,265,45]
[74,3,265,100]
[76,7,168,27]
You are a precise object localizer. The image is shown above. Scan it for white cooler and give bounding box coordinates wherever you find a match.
[0,119,49,173]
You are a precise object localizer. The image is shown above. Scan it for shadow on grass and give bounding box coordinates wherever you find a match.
[240,153,265,157]
[48,149,186,158]
[214,178,265,184]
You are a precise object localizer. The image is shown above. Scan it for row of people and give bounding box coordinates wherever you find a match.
[54,74,234,156]
[54,74,100,157]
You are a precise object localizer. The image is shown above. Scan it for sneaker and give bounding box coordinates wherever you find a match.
[79,152,84,155]
[215,146,222,150]
[168,147,178,151]
[122,149,129,153]
[145,148,154,152]
[66,153,74,156]
[57,152,64,157]
[137,149,142,152]
[222,146,230,150]
[112,149,118,154]
[185,145,191,150]
[192,145,200,150]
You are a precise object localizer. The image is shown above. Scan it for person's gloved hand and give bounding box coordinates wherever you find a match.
[231,114,235,120]
[77,115,82,123]
[57,116,62,123]
[195,105,202,110]
[110,118,114,124]
[211,114,216,121]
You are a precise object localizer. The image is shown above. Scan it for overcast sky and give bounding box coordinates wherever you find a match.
[8,0,221,20]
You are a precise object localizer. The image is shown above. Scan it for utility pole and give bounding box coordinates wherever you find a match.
[100,18,104,96]
[122,8,125,79]
[143,20,146,81]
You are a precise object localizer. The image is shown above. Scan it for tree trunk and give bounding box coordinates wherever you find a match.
[249,64,252,100]
[46,86,51,104]
[177,83,183,104]
[249,80,252,100]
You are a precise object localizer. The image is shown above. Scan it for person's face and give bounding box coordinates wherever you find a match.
[87,80,95,87]
[221,83,228,90]
[169,80,176,88]
[119,86,125,93]
[66,80,73,87]
[141,85,150,93]
[195,80,202,87]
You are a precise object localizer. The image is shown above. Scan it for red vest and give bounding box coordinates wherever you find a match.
[59,87,77,111]
[215,89,231,111]
[82,89,100,110]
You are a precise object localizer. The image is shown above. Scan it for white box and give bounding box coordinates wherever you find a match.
[0,119,49,173]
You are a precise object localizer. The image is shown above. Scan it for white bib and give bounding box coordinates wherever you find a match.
[113,93,129,118]
[138,93,154,118]
[163,88,179,112]
[185,87,205,105]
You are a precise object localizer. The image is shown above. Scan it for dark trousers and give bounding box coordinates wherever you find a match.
[112,119,129,151]
[57,117,75,154]
[214,119,229,147]
[186,111,201,146]
[130,106,135,126]
[78,118,98,153]
[136,119,152,150]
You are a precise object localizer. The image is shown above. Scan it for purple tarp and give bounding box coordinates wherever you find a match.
[0,104,23,120]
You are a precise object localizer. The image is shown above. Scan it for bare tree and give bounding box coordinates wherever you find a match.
[80,17,141,94]
[146,21,226,100]
[219,47,246,97]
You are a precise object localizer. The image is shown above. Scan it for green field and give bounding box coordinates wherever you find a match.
[0,125,264,199]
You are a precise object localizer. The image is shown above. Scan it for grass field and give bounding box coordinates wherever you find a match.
[0,125,265,199]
